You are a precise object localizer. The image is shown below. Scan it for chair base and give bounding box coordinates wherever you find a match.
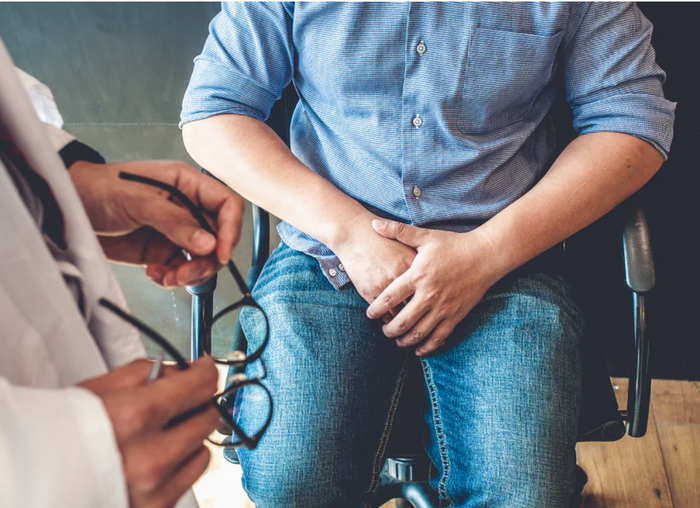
[220,450,588,508]
[368,467,438,508]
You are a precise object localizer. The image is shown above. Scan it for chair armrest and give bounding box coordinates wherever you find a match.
[623,207,656,293]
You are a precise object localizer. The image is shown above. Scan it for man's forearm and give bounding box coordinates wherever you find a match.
[182,114,369,252]
[476,132,664,279]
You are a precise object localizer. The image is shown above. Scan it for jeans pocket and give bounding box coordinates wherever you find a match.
[457,27,563,135]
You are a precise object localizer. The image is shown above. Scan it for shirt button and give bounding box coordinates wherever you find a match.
[412,114,423,128]
[338,263,345,272]
[416,41,426,55]
[328,268,338,277]
[413,186,421,198]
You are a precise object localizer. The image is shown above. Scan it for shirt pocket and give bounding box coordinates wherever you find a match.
[457,27,563,135]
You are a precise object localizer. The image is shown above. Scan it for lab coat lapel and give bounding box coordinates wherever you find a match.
[0,37,144,388]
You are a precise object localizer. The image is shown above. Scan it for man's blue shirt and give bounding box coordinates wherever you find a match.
[181,2,675,289]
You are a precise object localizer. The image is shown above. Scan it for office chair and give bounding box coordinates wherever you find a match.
[188,85,655,508]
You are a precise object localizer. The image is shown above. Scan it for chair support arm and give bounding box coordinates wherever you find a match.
[622,206,655,437]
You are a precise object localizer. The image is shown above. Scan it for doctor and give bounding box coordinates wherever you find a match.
[0,38,243,508]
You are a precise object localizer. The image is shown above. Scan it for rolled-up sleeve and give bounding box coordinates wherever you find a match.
[180,2,295,127]
[562,3,675,158]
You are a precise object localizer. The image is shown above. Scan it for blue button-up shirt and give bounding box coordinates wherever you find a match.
[181,2,675,289]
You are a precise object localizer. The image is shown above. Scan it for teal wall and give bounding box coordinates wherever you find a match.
[0,2,281,358]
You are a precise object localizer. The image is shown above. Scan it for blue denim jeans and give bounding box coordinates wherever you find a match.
[237,242,584,508]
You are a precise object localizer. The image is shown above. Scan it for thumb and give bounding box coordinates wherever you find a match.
[137,199,217,257]
[372,219,426,248]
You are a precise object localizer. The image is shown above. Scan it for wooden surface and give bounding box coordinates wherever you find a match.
[577,380,674,508]
[577,378,700,508]
[195,375,700,507]
[652,380,700,508]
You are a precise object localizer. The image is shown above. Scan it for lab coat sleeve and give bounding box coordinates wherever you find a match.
[0,379,129,508]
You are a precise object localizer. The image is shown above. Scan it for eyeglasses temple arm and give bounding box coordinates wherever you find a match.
[98,298,189,370]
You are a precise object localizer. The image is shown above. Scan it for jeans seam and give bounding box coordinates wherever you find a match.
[360,352,411,508]
[421,359,454,508]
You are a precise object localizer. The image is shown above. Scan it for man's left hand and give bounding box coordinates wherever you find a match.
[70,160,244,288]
[366,220,504,356]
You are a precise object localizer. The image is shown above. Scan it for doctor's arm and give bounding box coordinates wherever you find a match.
[0,360,219,508]
[18,67,245,289]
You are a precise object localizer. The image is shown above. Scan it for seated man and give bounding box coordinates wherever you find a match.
[180,3,675,507]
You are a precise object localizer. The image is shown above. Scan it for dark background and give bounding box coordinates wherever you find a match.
[0,3,697,379]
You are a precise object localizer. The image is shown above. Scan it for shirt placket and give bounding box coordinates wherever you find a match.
[401,3,427,226]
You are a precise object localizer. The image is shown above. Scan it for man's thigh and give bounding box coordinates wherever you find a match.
[421,272,584,508]
[237,243,408,508]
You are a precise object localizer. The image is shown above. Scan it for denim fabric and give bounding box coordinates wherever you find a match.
[181,2,675,289]
[237,243,584,508]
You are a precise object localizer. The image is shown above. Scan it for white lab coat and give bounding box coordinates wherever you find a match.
[0,38,197,508]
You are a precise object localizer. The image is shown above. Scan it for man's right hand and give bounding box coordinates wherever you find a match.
[333,211,416,318]
[79,357,220,508]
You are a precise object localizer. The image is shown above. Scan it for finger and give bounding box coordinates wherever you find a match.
[78,359,179,395]
[381,302,404,325]
[383,297,432,339]
[145,263,168,286]
[173,256,220,287]
[392,307,441,346]
[213,193,244,264]
[160,257,188,288]
[142,403,219,485]
[390,302,405,316]
[367,274,415,321]
[131,198,217,258]
[140,231,185,266]
[372,219,427,248]
[415,320,454,357]
[168,166,244,264]
[145,356,219,424]
[150,446,211,508]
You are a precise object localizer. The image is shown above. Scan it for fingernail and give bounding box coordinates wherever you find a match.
[192,230,216,251]
[372,219,388,228]
[163,271,177,287]
[415,349,425,356]
[146,265,165,280]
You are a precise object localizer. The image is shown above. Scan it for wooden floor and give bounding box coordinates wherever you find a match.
[577,378,700,508]
[193,376,700,508]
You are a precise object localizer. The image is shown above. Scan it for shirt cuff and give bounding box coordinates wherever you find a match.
[573,93,676,160]
[318,256,351,290]
[180,58,278,128]
[276,222,352,290]
[59,139,107,169]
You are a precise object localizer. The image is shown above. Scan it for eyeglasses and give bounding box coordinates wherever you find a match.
[98,171,272,450]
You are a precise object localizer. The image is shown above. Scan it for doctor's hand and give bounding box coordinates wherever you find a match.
[366,220,505,356]
[79,357,220,508]
[69,160,244,288]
